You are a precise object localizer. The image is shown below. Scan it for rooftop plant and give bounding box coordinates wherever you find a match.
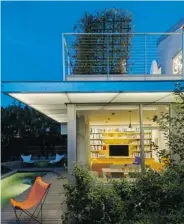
[73,8,133,75]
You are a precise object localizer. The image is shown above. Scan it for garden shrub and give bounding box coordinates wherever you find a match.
[62,165,184,224]
[62,166,124,224]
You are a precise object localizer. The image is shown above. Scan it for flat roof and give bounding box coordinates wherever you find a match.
[2,80,184,123]
[2,80,184,93]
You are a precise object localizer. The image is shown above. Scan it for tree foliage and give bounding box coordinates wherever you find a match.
[153,87,184,164]
[1,104,60,141]
[62,165,184,224]
[1,103,61,160]
[62,167,124,224]
[73,8,132,75]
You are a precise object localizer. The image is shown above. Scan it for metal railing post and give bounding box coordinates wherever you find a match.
[144,33,147,78]
[67,55,70,75]
[182,26,184,78]
[139,104,145,172]
[62,34,66,81]
[107,36,110,80]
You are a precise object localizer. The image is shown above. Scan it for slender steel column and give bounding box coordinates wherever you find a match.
[107,39,110,80]
[62,34,66,81]
[144,33,147,76]
[139,104,145,171]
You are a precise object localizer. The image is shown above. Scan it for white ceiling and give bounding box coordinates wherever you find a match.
[9,92,176,123]
[68,93,117,103]
[85,107,169,125]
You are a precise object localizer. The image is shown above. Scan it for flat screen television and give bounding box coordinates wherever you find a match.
[109,145,129,156]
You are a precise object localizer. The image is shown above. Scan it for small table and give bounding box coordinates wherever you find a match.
[102,168,124,178]
[35,160,49,168]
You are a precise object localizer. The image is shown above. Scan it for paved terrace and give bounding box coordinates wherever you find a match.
[1,171,68,224]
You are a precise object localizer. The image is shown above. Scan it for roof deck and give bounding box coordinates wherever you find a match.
[63,32,184,81]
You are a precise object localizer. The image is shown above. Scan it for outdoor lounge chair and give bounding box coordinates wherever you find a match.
[48,153,65,165]
[21,154,34,165]
[10,176,51,224]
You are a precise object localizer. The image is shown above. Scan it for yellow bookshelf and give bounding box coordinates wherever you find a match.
[89,127,152,159]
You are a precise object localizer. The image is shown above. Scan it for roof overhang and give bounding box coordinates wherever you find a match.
[2,80,184,93]
[2,80,184,123]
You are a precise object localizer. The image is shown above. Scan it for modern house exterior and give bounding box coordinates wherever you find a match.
[2,19,184,178]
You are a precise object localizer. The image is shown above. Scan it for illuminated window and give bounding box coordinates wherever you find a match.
[173,50,182,75]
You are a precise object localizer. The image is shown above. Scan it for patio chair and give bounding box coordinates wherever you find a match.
[21,154,34,165]
[124,156,141,175]
[133,156,141,165]
[48,153,65,165]
[10,176,51,224]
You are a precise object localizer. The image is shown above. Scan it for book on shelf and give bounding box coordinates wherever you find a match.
[91,145,103,150]
[91,152,99,158]
[132,151,152,158]
[90,127,141,134]
[90,133,152,140]
[90,140,104,146]
[131,140,151,145]
[90,133,103,139]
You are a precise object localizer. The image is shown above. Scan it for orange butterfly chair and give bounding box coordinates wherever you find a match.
[10,176,51,224]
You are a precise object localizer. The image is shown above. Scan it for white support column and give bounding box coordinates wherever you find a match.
[139,104,145,171]
[76,115,89,167]
[85,118,90,168]
[67,104,76,179]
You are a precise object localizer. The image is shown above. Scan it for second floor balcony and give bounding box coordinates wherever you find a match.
[63,32,184,81]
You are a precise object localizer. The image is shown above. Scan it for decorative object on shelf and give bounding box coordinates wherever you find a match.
[103,145,106,150]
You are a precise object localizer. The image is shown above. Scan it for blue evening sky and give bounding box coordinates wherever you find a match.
[2,1,184,106]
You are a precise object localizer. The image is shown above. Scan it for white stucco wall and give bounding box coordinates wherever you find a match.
[157,27,183,75]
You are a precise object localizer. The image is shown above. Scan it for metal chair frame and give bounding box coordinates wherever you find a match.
[12,184,51,224]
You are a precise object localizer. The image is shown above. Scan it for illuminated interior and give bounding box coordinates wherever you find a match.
[78,105,169,175]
